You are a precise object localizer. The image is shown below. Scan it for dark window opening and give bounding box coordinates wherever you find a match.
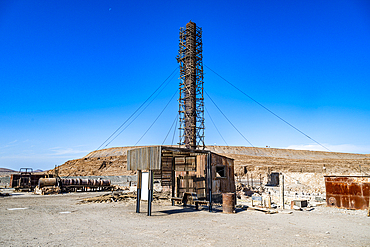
[216,166,226,178]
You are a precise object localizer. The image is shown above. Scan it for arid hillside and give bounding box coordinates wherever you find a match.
[54,145,370,178]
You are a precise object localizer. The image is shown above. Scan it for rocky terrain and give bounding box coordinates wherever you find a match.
[0,168,17,177]
[54,145,370,177]
[49,145,370,193]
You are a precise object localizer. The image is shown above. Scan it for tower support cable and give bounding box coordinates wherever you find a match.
[205,91,253,147]
[205,107,228,146]
[205,64,332,152]
[95,67,178,151]
[135,90,178,146]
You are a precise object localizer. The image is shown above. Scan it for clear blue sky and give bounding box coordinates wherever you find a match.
[1,0,369,171]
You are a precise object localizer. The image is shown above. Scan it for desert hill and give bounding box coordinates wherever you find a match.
[55,145,370,178]
[0,168,16,173]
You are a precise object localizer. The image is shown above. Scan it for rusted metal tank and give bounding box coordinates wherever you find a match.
[80,179,89,185]
[38,178,57,187]
[325,176,370,210]
[59,178,111,188]
[222,193,235,213]
[100,179,110,187]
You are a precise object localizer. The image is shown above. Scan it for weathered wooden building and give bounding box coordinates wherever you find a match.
[127,146,235,215]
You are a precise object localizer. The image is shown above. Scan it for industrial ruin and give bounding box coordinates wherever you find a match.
[1,21,370,217]
[8,167,111,195]
[127,21,236,215]
[127,146,235,215]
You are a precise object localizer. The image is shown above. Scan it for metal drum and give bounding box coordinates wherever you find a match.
[101,179,111,187]
[222,193,236,214]
[80,179,89,185]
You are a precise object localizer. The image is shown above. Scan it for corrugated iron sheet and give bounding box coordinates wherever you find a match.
[325,176,370,210]
[127,146,162,171]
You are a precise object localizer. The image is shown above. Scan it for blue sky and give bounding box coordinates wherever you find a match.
[1,0,369,171]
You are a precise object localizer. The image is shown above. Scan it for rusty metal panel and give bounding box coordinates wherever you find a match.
[325,176,370,210]
[127,146,161,171]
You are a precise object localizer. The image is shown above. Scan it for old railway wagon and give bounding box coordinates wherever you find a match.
[127,146,235,213]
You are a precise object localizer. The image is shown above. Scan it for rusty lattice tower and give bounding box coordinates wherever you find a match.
[177,21,205,149]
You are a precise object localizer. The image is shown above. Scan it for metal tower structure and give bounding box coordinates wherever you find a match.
[176,21,205,149]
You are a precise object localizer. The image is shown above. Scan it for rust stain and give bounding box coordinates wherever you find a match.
[325,176,370,210]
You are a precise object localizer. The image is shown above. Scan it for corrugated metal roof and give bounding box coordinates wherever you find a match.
[127,146,162,170]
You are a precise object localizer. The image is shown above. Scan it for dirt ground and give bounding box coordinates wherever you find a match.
[1,191,369,246]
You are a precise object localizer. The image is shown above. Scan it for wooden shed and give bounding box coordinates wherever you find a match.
[127,146,235,215]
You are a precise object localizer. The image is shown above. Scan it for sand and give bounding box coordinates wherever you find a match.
[1,191,369,246]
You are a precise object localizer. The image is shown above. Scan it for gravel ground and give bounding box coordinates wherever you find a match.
[1,191,369,246]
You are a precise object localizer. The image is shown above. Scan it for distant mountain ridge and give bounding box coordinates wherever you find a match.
[85,145,369,160]
[54,145,370,177]
[0,168,16,173]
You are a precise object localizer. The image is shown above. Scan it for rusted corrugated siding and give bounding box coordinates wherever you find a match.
[127,146,161,171]
[325,176,370,210]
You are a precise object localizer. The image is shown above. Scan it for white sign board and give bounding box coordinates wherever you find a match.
[141,172,149,201]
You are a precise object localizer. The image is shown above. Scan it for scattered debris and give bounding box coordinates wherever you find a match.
[80,191,171,204]
[7,207,28,211]
[280,210,293,214]
[248,206,278,214]
[34,186,61,195]
[291,199,308,209]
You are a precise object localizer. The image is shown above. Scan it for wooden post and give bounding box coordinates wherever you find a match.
[280,173,284,209]
[268,193,271,209]
[147,170,153,216]
[136,170,142,213]
[172,157,175,206]
[207,152,212,212]
[260,174,262,187]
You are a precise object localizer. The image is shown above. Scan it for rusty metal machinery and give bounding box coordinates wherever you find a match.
[37,177,111,194]
[176,21,205,150]
[10,168,53,191]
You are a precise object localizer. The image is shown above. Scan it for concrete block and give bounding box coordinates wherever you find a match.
[293,199,308,208]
